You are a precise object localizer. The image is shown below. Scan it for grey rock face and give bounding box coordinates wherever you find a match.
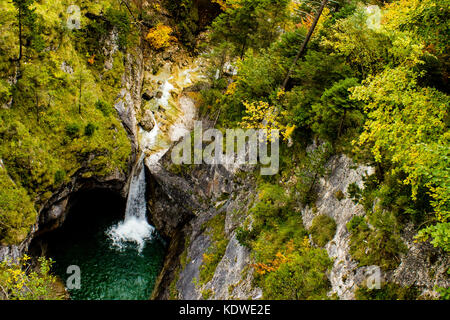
[303,154,448,299]
[148,146,260,300]
[302,154,375,299]
[201,234,262,300]
[60,61,74,74]
[152,151,448,300]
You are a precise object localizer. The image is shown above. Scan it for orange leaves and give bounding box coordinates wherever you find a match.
[252,240,297,275]
[87,54,95,65]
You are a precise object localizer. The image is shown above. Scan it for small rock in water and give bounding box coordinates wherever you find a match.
[140,109,155,131]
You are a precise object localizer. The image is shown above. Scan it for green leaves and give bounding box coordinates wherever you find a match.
[209,0,290,56]
[351,66,449,251]
[347,210,407,270]
[263,248,332,300]
[311,77,362,140]
[0,165,37,245]
[0,255,61,300]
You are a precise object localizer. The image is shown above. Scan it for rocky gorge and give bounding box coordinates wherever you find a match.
[1,0,448,301]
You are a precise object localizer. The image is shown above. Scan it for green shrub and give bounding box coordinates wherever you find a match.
[53,170,66,185]
[201,289,213,300]
[346,216,365,233]
[309,215,337,247]
[236,226,256,248]
[0,167,37,245]
[0,255,62,300]
[347,211,407,270]
[250,183,293,234]
[347,182,362,204]
[105,8,131,50]
[437,285,450,300]
[295,142,333,205]
[84,123,97,137]
[65,123,81,139]
[263,248,332,300]
[335,190,345,201]
[95,100,112,117]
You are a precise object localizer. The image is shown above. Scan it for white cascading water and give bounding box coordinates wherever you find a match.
[107,155,155,253]
[107,62,203,253]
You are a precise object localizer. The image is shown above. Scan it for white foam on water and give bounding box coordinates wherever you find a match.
[140,123,159,151]
[157,80,175,108]
[107,216,155,253]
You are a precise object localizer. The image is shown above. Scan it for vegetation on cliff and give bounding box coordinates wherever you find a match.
[0,0,448,301]
[0,0,133,245]
[201,0,449,299]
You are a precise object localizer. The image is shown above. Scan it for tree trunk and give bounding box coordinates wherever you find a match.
[35,90,39,123]
[282,0,329,90]
[18,8,22,65]
[337,108,347,138]
[78,73,82,114]
[240,36,248,59]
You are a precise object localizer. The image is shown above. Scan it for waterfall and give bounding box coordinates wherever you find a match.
[107,155,155,253]
[125,156,148,219]
[106,61,202,253]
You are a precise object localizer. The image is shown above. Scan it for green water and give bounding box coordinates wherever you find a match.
[44,191,166,300]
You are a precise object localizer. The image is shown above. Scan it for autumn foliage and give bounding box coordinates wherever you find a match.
[146,23,177,50]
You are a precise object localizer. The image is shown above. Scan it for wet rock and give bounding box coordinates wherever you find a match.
[142,89,155,101]
[162,50,174,61]
[184,82,210,93]
[140,109,155,131]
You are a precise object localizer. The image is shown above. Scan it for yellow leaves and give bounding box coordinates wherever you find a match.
[353,65,449,233]
[240,100,295,143]
[202,253,214,265]
[152,3,161,12]
[276,88,285,99]
[214,0,243,11]
[225,82,237,95]
[1,256,58,300]
[240,100,279,140]
[212,0,228,11]
[282,125,296,141]
[302,236,311,250]
[146,23,177,50]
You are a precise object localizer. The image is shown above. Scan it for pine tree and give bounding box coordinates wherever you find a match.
[12,0,36,63]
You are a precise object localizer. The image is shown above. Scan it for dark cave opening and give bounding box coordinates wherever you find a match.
[29,188,166,300]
